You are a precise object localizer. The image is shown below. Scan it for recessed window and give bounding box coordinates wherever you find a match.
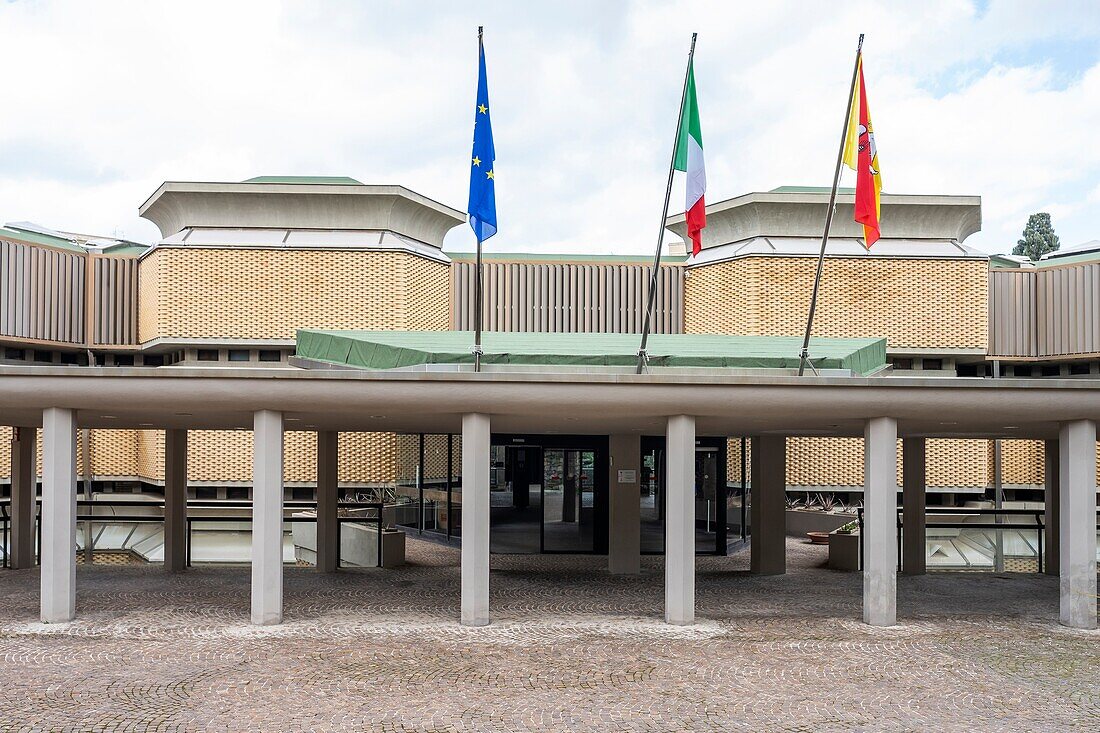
[144,354,164,367]
[891,358,913,370]
[33,350,52,363]
[258,350,281,362]
[922,359,943,371]
[226,487,249,500]
[197,349,219,362]
[228,349,250,362]
[956,363,980,377]
[292,487,315,501]
[1070,362,1091,375]
[4,348,24,360]
[59,352,79,365]
[114,354,134,367]
[1040,365,1061,377]
[195,487,218,500]
[1013,365,1033,377]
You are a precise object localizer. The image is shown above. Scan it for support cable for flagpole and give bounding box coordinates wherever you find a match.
[797,33,864,377]
[637,32,697,375]
[474,25,485,374]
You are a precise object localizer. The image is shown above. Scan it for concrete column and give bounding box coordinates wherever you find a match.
[461,413,490,626]
[41,408,77,623]
[608,433,641,575]
[1058,420,1096,629]
[902,437,926,576]
[316,431,339,573]
[10,427,37,570]
[750,435,786,575]
[163,429,187,572]
[665,415,695,625]
[863,417,898,627]
[251,410,284,626]
[1043,439,1059,576]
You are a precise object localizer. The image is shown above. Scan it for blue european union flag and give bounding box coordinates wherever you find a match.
[467,34,497,243]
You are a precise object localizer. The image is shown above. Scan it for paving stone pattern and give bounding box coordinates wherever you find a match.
[0,539,1097,732]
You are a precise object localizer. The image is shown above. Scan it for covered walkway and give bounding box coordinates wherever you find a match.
[0,344,1097,631]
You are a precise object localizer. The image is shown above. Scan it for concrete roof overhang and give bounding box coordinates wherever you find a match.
[139,181,465,247]
[0,366,1096,441]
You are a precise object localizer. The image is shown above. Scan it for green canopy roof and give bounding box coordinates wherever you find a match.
[295,330,887,375]
[243,176,363,185]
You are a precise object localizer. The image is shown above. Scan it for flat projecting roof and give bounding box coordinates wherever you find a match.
[0,365,1098,438]
[139,179,465,247]
[665,188,982,251]
[294,330,887,376]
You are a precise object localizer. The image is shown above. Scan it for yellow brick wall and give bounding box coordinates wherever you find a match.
[685,256,989,349]
[130,429,399,484]
[1001,439,1046,486]
[136,249,162,344]
[137,248,449,342]
[0,428,399,486]
[725,436,1091,489]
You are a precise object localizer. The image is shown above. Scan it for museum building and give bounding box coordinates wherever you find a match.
[0,176,1096,630]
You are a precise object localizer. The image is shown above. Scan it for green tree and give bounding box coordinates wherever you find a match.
[1013,212,1060,261]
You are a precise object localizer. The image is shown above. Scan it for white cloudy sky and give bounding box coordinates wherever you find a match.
[0,0,1097,255]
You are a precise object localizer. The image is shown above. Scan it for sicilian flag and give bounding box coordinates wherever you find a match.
[674,60,706,256]
[842,54,882,247]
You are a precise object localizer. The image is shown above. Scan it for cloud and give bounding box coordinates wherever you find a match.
[0,0,1096,255]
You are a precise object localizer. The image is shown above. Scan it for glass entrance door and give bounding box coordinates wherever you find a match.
[695,448,719,554]
[541,449,596,552]
[639,436,728,555]
[488,445,543,553]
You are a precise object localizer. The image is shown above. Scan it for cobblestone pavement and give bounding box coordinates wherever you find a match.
[0,538,1097,732]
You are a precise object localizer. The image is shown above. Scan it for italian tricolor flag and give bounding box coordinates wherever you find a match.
[674,60,706,256]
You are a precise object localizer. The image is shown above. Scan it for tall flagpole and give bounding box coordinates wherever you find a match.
[637,33,697,375]
[474,25,485,373]
[797,34,864,377]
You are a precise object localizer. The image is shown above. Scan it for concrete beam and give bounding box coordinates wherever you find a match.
[863,417,898,626]
[902,437,926,576]
[316,431,339,573]
[163,429,187,572]
[10,427,37,570]
[41,408,77,623]
[608,433,641,575]
[251,410,284,625]
[1058,420,1096,629]
[461,413,490,626]
[1043,439,1059,576]
[665,415,695,625]
[750,435,786,575]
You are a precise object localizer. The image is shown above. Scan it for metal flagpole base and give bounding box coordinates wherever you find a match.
[472,344,483,372]
[636,348,649,374]
[798,347,820,376]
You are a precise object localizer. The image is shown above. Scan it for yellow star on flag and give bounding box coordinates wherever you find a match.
[478,104,488,114]
[472,156,481,167]
[486,170,494,180]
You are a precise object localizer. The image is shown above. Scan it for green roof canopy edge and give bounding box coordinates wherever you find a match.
[295,330,886,376]
[242,175,364,185]
[0,227,85,252]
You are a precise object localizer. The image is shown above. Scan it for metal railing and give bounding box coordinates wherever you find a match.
[854,506,1100,572]
[1,498,385,569]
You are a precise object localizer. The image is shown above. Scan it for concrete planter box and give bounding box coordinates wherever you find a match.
[786,509,856,537]
[828,530,860,571]
[291,511,406,568]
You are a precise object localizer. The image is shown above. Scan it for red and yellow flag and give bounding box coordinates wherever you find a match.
[842,56,881,247]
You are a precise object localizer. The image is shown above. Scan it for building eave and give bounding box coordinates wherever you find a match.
[139,181,466,248]
[666,191,982,249]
